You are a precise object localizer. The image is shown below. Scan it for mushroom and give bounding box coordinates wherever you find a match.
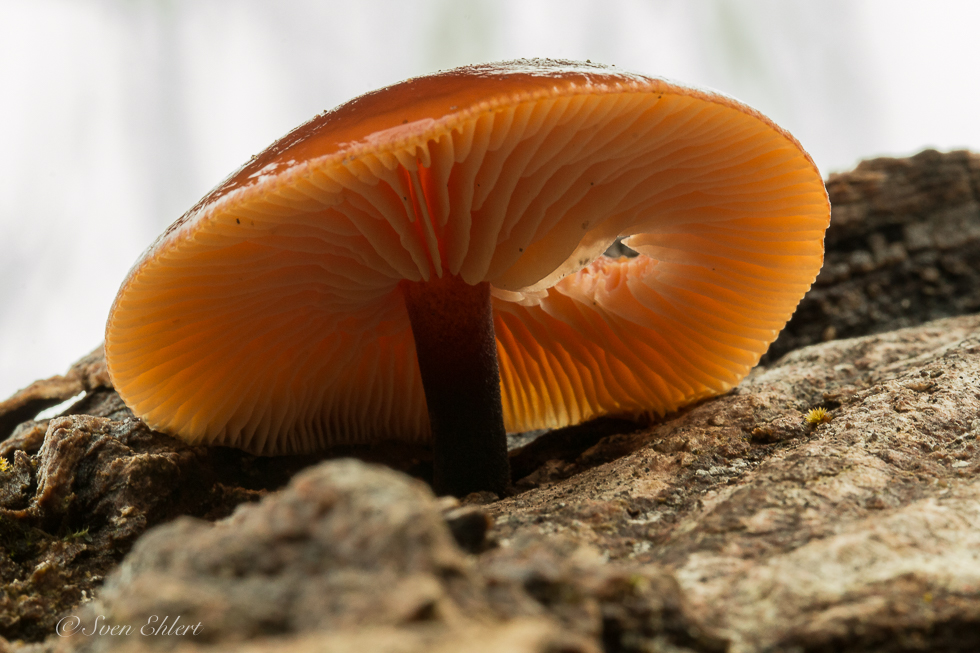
[105,59,829,496]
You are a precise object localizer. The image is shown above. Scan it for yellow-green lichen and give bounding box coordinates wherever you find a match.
[805,407,831,425]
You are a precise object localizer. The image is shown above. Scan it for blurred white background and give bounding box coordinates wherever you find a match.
[2,0,979,400]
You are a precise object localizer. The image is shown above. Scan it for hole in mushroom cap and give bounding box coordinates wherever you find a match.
[603,238,639,259]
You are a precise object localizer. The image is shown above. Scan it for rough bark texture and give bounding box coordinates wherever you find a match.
[0,149,979,652]
[52,461,714,653]
[0,348,111,446]
[492,314,980,652]
[764,149,980,362]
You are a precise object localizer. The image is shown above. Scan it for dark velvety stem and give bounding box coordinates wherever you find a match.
[402,275,510,496]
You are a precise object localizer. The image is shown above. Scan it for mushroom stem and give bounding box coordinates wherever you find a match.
[403,275,510,497]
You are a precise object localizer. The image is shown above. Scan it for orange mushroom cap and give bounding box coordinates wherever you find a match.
[105,59,829,455]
